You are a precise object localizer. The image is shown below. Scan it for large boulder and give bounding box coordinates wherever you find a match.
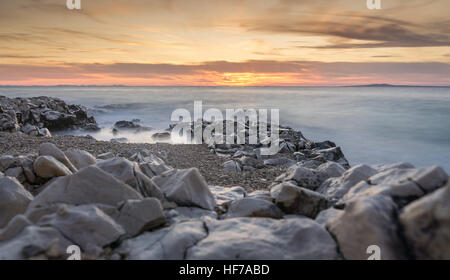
[271,182,328,218]
[33,156,72,179]
[0,177,33,228]
[326,195,408,260]
[368,166,448,194]
[138,154,172,177]
[0,225,72,260]
[37,204,125,252]
[112,198,166,238]
[339,180,424,206]
[317,164,378,202]
[152,168,216,210]
[95,157,164,200]
[28,166,142,209]
[95,157,136,186]
[275,162,345,191]
[39,143,77,173]
[187,217,340,260]
[65,149,96,170]
[224,198,283,219]
[116,220,207,260]
[399,182,450,259]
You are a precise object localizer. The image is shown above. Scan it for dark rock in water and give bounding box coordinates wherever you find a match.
[0,96,98,133]
[114,120,141,130]
[151,131,171,140]
[82,123,101,131]
[113,120,152,133]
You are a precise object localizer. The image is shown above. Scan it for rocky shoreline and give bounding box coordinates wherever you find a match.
[0,96,449,260]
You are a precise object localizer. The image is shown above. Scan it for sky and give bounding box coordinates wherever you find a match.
[0,0,449,86]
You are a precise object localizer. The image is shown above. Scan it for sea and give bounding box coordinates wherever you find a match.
[1,86,449,172]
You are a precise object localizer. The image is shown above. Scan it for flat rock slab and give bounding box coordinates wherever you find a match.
[187,217,340,260]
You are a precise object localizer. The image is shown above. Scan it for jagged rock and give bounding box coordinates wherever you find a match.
[209,186,246,206]
[239,156,264,168]
[326,195,407,260]
[124,148,152,160]
[275,162,344,191]
[271,182,328,218]
[97,152,114,160]
[340,180,424,206]
[33,156,72,178]
[264,157,296,167]
[400,182,450,260]
[0,96,97,132]
[138,154,172,177]
[39,143,77,173]
[94,157,163,199]
[65,149,96,170]
[28,166,142,209]
[133,170,165,200]
[317,164,378,202]
[275,167,320,190]
[0,177,33,228]
[112,198,165,238]
[0,225,72,260]
[279,141,296,153]
[223,160,241,173]
[37,204,125,252]
[95,157,137,186]
[313,147,349,168]
[152,168,216,210]
[116,220,207,260]
[224,198,283,219]
[368,166,448,194]
[187,217,340,260]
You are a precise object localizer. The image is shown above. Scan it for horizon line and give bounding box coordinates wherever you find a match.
[1,84,450,88]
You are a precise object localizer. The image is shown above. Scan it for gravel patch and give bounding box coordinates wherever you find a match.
[0,132,288,192]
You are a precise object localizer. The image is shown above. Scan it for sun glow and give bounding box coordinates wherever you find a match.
[214,72,301,86]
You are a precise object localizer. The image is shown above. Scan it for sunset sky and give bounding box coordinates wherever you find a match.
[0,0,449,86]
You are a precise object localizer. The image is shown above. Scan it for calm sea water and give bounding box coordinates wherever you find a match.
[1,86,449,172]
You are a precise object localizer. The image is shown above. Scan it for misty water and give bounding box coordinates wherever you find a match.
[1,86,449,172]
